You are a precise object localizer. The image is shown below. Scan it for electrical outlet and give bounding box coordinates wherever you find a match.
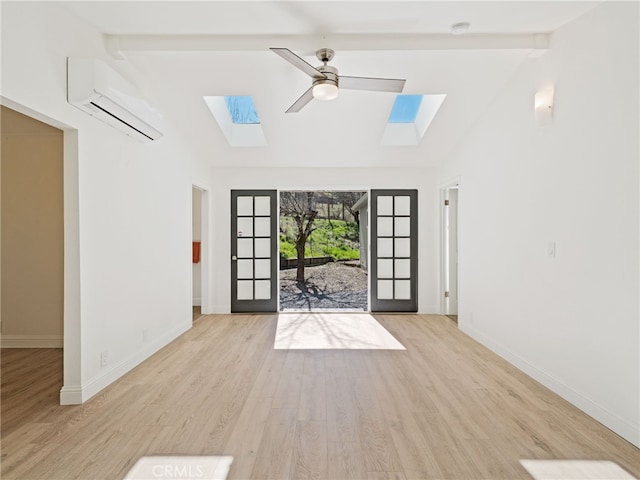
[100,350,108,367]
[142,329,149,343]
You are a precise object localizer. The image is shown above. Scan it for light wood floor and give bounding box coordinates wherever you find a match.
[2,314,639,479]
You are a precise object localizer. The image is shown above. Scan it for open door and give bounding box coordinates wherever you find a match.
[446,188,459,315]
[370,189,418,312]
[230,190,278,313]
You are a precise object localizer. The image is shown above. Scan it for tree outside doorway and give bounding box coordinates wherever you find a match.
[279,191,367,311]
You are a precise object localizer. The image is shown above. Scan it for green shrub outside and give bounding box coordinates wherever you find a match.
[279,218,360,261]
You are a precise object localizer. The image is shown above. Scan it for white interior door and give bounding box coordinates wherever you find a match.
[447,188,459,315]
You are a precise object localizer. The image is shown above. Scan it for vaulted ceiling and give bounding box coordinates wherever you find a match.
[59,1,601,168]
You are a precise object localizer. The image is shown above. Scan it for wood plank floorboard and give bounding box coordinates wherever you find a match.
[2,314,639,479]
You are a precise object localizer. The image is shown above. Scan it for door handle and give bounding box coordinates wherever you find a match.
[231,256,237,261]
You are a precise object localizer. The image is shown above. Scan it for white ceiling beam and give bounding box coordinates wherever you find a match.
[105,33,549,59]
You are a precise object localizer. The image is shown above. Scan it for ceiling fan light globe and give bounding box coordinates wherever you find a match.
[313,83,339,101]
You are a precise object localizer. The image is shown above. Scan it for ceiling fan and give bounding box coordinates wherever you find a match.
[270,47,406,113]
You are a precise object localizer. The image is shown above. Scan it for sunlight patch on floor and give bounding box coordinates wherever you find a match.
[274,313,406,350]
[520,460,637,480]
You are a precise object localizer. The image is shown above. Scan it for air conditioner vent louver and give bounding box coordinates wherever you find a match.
[87,101,159,141]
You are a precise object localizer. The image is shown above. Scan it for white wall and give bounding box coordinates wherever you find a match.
[1,3,213,403]
[439,2,639,446]
[207,167,440,314]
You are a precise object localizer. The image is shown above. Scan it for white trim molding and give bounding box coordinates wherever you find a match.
[1,334,63,348]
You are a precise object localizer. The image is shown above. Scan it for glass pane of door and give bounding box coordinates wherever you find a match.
[231,190,277,312]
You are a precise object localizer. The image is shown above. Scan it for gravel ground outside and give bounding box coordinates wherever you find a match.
[279,261,368,311]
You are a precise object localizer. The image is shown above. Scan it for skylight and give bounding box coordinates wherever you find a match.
[204,95,266,147]
[382,94,446,146]
[388,95,424,123]
[224,96,260,124]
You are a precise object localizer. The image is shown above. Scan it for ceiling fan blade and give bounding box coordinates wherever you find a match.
[270,48,326,80]
[339,76,406,93]
[285,87,315,113]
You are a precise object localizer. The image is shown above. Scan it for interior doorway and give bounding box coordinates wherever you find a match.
[192,186,203,320]
[442,184,459,320]
[1,100,82,405]
[1,106,66,416]
[278,190,368,312]
[1,106,64,346]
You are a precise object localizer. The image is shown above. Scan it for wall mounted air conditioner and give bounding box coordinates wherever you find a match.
[67,58,163,142]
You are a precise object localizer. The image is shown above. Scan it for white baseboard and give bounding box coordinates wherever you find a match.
[209,304,229,314]
[59,385,83,405]
[461,324,640,448]
[417,304,439,315]
[59,320,192,405]
[1,334,63,348]
[192,297,201,306]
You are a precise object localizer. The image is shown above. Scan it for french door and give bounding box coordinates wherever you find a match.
[370,189,418,312]
[230,190,278,313]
